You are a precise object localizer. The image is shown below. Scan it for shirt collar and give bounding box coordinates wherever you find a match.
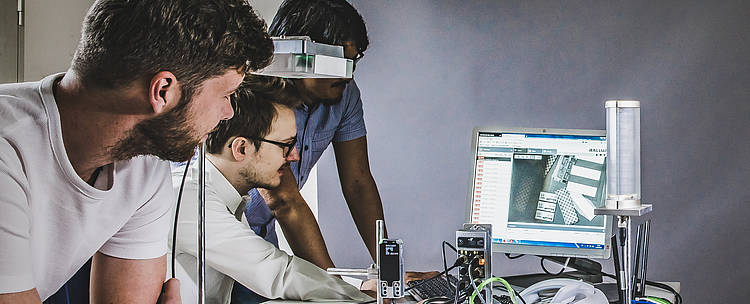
[203,159,245,218]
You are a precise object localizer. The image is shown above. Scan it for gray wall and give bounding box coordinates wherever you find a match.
[22,0,93,81]
[0,0,20,83]
[316,0,750,302]
[16,0,279,81]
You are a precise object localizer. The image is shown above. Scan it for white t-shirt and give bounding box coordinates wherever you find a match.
[0,74,175,300]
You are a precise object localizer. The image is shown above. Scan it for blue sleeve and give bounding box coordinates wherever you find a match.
[333,80,367,142]
[244,188,278,245]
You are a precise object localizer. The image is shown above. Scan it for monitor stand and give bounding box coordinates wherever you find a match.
[504,270,602,289]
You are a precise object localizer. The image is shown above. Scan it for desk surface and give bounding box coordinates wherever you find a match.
[262,281,679,304]
[492,281,680,303]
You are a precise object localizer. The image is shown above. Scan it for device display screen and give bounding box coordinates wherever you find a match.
[469,130,611,258]
[457,236,485,249]
[379,242,400,282]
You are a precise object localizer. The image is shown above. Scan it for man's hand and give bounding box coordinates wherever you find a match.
[360,271,441,292]
[258,166,303,213]
[360,279,378,299]
[259,166,336,269]
[157,278,180,304]
[360,280,388,303]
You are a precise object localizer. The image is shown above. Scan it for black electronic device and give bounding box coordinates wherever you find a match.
[378,239,404,298]
[456,224,492,304]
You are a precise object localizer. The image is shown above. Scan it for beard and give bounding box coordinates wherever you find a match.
[111,97,201,162]
[317,80,349,105]
[238,165,279,190]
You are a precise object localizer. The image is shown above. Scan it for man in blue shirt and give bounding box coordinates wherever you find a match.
[244,0,381,264]
[235,2,441,302]
[234,2,385,302]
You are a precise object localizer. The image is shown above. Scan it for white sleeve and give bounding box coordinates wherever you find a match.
[0,139,35,293]
[99,160,175,259]
[175,186,371,301]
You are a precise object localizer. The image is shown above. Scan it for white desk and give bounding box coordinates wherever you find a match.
[262,281,679,304]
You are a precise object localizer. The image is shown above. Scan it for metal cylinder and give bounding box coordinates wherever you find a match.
[376,219,385,243]
[605,100,641,209]
[326,267,371,277]
[197,144,206,304]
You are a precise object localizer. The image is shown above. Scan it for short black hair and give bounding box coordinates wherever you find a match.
[72,0,273,102]
[206,76,301,154]
[269,0,368,54]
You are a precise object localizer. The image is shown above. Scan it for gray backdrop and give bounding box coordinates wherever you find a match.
[314,0,750,302]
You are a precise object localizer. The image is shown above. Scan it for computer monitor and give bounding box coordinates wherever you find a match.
[466,127,612,259]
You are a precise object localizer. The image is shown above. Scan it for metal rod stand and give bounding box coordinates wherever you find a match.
[197,144,206,304]
[376,220,385,304]
[595,204,651,304]
[619,215,632,304]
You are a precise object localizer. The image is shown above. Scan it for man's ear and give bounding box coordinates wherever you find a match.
[148,71,179,114]
[230,137,248,161]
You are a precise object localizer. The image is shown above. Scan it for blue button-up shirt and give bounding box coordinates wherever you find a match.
[244,80,367,245]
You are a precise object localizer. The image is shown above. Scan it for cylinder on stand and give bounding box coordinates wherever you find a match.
[605,100,641,209]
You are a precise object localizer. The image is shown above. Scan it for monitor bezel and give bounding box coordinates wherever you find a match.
[466,126,612,259]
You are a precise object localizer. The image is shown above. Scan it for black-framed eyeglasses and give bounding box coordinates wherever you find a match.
[352,52,365,64]
[251,136,297,158]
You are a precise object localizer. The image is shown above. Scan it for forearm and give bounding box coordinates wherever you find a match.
[0,289,41,304]
[90,252,166,304]
[181,205,362,301]
[342,176,385,262]
[272,196,335,270]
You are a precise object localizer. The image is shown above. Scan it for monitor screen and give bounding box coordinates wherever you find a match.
[467,127,611,258]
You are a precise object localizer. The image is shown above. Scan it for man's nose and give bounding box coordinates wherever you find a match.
[221,98,234,120]
[286,145,300,162]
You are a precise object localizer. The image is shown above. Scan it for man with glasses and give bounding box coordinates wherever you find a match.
[241,0,380,280]
[169,76,372,304]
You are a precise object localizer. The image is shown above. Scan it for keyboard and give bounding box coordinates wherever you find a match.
[407,275,458,301]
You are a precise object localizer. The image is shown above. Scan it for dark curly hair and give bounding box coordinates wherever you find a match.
[269,0,368,54]
[72,0,274,103]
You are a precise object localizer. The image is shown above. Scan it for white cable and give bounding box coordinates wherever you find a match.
[467,263,487,304]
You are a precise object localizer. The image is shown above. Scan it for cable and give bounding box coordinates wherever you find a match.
[467,258,487,304]
[634,297,671,304]
[601,272,681,304]
[470,277,518,304]
[493,283,528,304]
[442,241,457,286]
[171,158,191,279]
[455,285,474,304]
[642,280,680,304]
[644,296,672,304]
[504,253,524,260]
[540,256,570,276]
[454,273,461,304]
[441,240,460,302]
[423,297,453,304]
